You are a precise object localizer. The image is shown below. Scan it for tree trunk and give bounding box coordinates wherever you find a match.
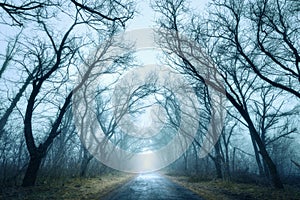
[214,142,223,179]
[224,146,230,178]
[0,74,32,137]
[192,143,199,172]
[232,147,236,173]
[247,119,283,189]
[22,84,73,186]
[80,160,89,177]
[250,134,264,176]
[22,154,43,187]
[225,92,284,189]
[214,158,222,179]
[263,160,270,178]
[291,159,300,170]
[183,152,188,172]
[258,147,283,189]
[80,149,93,177]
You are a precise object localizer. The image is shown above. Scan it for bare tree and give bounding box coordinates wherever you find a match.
[0,33,25,136]
[75,66,160,176]
[152,0,287,189]
[0,0,47,26]
[253,85,298,176]
[207,0,300,98]
[220,117,237,178]
[1,0,135,187]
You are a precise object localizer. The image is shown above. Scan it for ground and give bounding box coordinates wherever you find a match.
[1,173,300,200]
[167,174,300,200]
[0,173,133,200]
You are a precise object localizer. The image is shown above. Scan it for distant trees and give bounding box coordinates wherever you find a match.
[0,33,31,136]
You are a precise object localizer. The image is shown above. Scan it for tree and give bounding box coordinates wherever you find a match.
[253,85,298,176]
[74,64,162,175]
[0,1,47,26]
[220,117,237,178]
[153,0,286,189]
[209,0,300,98]
[1,0,135,187]
[0,36,40,137]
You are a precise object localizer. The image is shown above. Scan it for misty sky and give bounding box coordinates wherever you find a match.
[128,0,210,29]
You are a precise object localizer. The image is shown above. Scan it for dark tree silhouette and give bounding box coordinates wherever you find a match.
[153,0,289,189]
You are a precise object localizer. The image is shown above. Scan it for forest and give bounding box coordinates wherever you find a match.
[0,0,299,199]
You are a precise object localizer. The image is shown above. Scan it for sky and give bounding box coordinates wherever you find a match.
[127,0,210,30]
[123,0,211,75]
[1,0,299,172]
[0,0,210,54]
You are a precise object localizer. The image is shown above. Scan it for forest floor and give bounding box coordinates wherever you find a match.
[0,173,133,200]
[167,174,300,200]
[1,173,300,200]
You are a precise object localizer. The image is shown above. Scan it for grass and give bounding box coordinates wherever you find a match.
[2,172,299,200]
[166,175,300,200]
[0,173,134,200]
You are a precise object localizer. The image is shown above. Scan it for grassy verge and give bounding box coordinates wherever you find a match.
[0,173,134,200]
[166,175,300,200]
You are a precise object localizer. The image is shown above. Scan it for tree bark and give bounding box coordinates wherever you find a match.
[214,142,223,179]
[22,153,43,187]
[248,120,283,188]
[80,149,93,177]
[250,134,265,176]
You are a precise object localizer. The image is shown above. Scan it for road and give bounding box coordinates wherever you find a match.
[103,173,204,200]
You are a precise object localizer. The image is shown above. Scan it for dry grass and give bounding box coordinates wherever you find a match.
[0,173,134,200]
[167,175,300,200]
